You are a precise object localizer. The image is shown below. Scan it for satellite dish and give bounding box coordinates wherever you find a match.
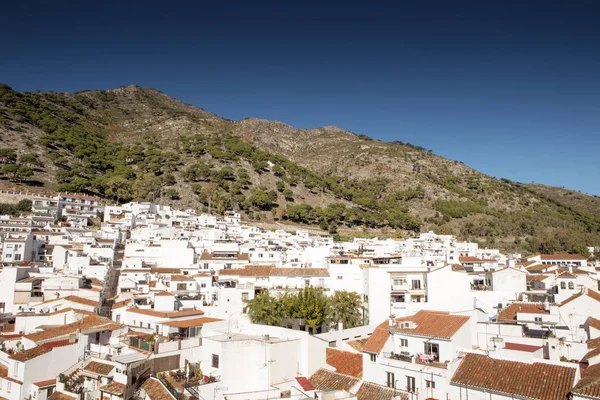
[42,307,50,314]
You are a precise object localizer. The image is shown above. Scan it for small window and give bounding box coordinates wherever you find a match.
[426,379,436,388]
[241,293,249,301]
[534,317,542,322]
[400,339,408,347]
[212,354,219,368]
[386,372,395,388]
[370,354,377,362]
[568,282,574,290]
[560,282,566,290]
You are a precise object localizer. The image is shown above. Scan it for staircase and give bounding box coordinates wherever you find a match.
[100,244,124,318]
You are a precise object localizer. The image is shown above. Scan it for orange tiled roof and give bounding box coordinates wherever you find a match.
[590,317,600,331]
[84,361,114,376]
[25,316,121,343]
[362,320,390,354]
[587,337,600,350]
[561,289,600,306]
[392,310,469,339]
[141,377,175,400]
[111,299,132,310]
[586,347,600,360]
[573,362,600,398]
[126,308,204,318]
[540,254,587,261]
[161,317,222,328]
[326,348,363,378]
[33,379,56,388]
[65,296,99,307]
[309,368,360,391]
[269,268,330,277]
[169,274,194,281]
[218,265,275,277]
[356,382,408,400]
[498,303,549,322]
[100,381,126,396]
[450,353,576,400]
[48,393,77,400]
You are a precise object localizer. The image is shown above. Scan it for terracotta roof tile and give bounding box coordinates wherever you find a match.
[588,337,600,349]
[295,377,314,391]
[141,377,175,400]
[309,369,360,391]
[326,348,363,378]
[574,362,600,398]
[161,317,222,328]
[126,308,204,318]
[586,347,600,360]
[450,353,576,400]
[362,320,390,354]
[498,303,549,322]
[100,381,126,396]
[356,382,408,400]
[84,361,114,376]
[561,289,600,306]
[590,317,600,332]
[270,268,329,277]
[218,265,275,277]
[169,275,194,281]
[25,316,121,343]
[48,393,77,400]
[392,310,469,339]
[540,254,587,261]
[33,379,56,388]
[65,296,99,307]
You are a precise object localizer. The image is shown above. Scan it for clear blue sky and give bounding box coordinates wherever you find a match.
[1,1,599,195]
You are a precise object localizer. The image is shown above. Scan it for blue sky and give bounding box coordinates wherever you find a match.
[1,1,599,195]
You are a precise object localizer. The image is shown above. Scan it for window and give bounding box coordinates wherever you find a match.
[116,314,121,323]
[14,254,21,261]
[400,339,408,347]
[7,381,11,393]
[406,376,416,393]
[201,283,206,288]
[424,342,439,360]
[241,293,249,301]
[203,263,209,269]
[411,280,421,290]
[269,253,274,258]
[337,275,343,280]
[534,317,542,322]
[177,283,187,291]
[13,361,18,377]
[212,354,219,368]
[386,372,395,388]
[370,354,377,362]
[426,379,436,389]
[560,282,566,290]
[568,282,574,290]
[304,279,310,287]
[319,278,325,287]
[328,341,337,348]
[258,254,263,258]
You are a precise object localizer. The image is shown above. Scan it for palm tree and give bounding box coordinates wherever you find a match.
[329,290,366,329]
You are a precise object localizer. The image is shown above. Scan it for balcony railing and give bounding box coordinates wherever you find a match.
[385,352,413,363]
[471,284,491,291]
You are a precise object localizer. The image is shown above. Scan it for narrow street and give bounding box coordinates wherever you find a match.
[99,244,123,317]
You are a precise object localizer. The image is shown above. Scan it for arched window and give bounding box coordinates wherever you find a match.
[568,282,575,290]
[560,282,566,290]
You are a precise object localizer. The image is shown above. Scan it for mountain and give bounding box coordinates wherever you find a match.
[1,83,599,255]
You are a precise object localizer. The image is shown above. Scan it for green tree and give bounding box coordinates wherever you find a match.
[329,290,365,329]
[244,292,284,326]
[18,153,42,168]
[296,287,330,334]
[164,188,180,200]
[0,148,17,164]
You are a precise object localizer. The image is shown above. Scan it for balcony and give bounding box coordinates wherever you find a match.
[391,284,426,292]
[471,283,491,291]
[384,351,413,364]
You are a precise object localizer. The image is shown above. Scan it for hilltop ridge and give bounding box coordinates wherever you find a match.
[1,83,599,254]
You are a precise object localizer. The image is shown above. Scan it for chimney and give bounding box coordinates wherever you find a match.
[388,316,395,334]
[543,301,550,311]
[337,322,343,331]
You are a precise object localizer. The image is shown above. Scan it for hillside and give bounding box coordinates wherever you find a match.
[0,83,599,255]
